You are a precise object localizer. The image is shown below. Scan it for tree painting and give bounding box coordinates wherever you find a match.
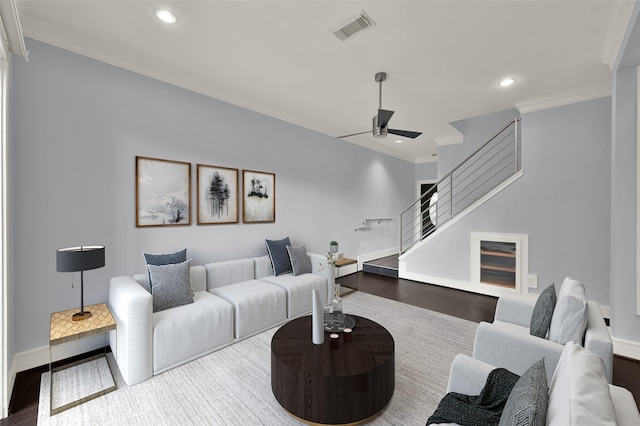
[197,165,238,224]
[208,172,231,218]
[243,170,275,223]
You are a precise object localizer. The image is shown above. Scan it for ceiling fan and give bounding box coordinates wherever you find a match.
[338,72,422,140]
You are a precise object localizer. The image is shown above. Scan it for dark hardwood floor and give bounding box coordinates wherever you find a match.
[2,270,639,424]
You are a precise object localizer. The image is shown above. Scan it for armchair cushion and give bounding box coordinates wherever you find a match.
[473,321,563,384]
[498,358,547,426]
[529,283,556,338]
[547,342,616,426]
[548,277,587,344]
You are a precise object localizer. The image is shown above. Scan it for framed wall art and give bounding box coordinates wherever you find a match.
[197,164,239,225]
[243,169,275,223]
[136,156,191,227]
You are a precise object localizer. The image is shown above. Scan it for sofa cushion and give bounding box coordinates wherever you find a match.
[147,259,194,312]
[287,245,311,276]
[205,258,254,290]
[548,277,587,344]
[530,283,556,338]
[142,248,187,292]
[211,280,287,339]
[253,255,274,278]
[152,291,234,374]
[547,341,616,426]
[261,272,327,318]
[498,358,547,426]
[265,237,293,276]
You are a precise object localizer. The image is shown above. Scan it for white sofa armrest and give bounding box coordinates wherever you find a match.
[109,275,153,386]
[609,384,640,426]
[494,295,536,327]
[309,252,333,303]
[473,321,563,384]
[447,354,495,395]
[584,300,613,383]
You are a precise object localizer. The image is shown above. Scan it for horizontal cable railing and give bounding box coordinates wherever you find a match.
[400,118,520,254]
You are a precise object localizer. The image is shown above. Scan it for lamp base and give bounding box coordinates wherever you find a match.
[72,311,92,321]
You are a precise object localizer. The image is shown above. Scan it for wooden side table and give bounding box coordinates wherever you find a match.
[49,303,117,415]
[334,257,358,291]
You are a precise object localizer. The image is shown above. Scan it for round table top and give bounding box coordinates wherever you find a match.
[271,314,394,378]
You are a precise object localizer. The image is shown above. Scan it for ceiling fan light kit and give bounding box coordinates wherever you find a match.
[339,72,422,141]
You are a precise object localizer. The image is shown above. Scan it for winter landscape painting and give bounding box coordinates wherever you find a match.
[243,170,275,223]
[197,164,238,224]
[136,156,191,227]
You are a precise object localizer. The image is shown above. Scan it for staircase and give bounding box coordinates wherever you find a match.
[400,118,521,255]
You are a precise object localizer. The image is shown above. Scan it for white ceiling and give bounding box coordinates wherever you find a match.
[16,1,634,163]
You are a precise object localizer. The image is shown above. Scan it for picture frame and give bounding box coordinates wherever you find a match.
[243,169,275,223]
[196,164,239,225]
[136,156,191,227]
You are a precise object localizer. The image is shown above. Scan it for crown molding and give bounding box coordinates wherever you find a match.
[602,0,637,70]
[435,134,464,146]
[0,1,27,61]
[515,81,611,114]
[414,155,438,164]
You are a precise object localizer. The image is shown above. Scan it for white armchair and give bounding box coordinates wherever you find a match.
[473,292,613,383]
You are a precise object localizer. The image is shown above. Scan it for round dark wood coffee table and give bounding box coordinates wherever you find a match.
[271,314,394,425]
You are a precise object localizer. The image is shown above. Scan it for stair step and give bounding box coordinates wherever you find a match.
[362,255,399,278]
[363,264,399,278]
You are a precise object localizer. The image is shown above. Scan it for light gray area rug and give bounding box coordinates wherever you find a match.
[38,291,477,425]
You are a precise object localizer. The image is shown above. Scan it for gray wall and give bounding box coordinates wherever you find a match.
[611,2,640,342]
[402,98,612,304]
[8,39,415,355]
[415,161,437,183]
[440,109,519,181]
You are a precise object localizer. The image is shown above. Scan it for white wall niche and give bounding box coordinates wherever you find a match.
[471,232,529,294]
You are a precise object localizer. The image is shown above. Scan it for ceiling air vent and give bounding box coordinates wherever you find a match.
[333,10,376,41]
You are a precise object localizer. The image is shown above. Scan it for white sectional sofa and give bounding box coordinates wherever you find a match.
[109,252,331,386]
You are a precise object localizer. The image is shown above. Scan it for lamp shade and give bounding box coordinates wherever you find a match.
[56,246,105,272]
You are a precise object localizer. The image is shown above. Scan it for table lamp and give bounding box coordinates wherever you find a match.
[56,245,105,321]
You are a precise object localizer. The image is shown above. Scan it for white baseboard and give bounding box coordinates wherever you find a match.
[612,336,640,361]
[357,248,398,270]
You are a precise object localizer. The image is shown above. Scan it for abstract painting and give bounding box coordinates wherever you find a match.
[197,164,238,224]
[136,156,191,227]
[243,170,275,223]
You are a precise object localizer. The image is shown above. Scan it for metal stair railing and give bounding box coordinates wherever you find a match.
[400,118,520,254]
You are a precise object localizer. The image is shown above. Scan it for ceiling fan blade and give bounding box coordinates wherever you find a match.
[388,129,423,139]
[377,109,395,127]
[337,130,370,138]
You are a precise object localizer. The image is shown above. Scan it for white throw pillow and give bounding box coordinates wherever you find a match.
[547,342,617,426]
[548,277,587,344]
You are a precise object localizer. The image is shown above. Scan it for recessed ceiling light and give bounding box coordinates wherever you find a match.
[395,140,403,144]
[498,78,516,87]
[156,9,178,24]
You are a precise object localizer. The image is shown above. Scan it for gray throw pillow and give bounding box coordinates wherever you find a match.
[498,359,548,426]
[142,248,187,292]
[530,283,556,338]
[265,237,293,276]
[147,259,194,313]
[287,245,311,276]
